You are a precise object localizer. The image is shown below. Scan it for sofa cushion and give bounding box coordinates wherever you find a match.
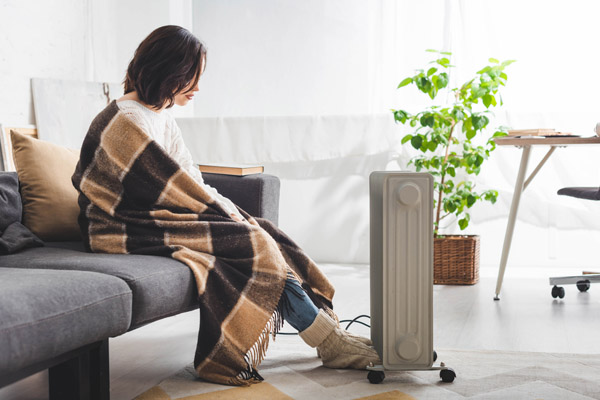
[1,246,199,328]
[0,222,44,255]
[0,268,131,376]
[0,172,21,231]
[10,130,81,241]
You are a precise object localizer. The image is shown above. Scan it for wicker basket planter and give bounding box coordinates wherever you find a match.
[434,235,480,285]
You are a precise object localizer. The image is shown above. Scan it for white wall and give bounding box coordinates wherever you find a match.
[191,0,376,117]
[1,0,104,125]
[0,0,193,127]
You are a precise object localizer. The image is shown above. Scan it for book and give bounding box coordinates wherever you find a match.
[507,128,556,136]
[507,129,576,137]
[197,163,264,176]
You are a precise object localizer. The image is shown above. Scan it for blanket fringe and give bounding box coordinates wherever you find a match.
[227,302,285,386]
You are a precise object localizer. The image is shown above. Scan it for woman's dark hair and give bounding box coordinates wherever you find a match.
[124,25,207,109]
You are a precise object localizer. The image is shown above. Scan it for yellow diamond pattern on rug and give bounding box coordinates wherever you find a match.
[136,382,293,400]
[354,390,416,400]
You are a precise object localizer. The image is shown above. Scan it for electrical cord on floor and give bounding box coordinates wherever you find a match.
[277,314,371,335]
[342,314,370,330]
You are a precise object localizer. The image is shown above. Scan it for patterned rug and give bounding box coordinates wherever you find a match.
[135,334,600,400]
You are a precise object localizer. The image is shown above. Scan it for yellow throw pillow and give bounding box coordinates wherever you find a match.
[10,130,81,241]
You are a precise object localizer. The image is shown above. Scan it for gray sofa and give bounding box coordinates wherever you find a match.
[0,171,280,400]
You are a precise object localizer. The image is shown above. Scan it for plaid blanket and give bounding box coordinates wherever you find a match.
[71,101,335,385]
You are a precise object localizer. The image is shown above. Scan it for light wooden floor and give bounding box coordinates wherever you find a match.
[2,264,599,400]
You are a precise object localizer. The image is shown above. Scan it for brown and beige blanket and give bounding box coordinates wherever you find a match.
[71,101,335,386]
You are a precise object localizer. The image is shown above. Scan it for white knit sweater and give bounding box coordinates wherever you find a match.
[116,100,242,219]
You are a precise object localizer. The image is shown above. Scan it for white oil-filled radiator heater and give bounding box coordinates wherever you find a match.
[368,171,456,384]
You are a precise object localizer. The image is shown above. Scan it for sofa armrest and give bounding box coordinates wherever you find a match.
[202,173,281,226]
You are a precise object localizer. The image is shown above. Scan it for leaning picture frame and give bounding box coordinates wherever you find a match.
[0,124,38,172]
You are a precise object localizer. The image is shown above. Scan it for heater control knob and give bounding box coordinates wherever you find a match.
[396,183,421,206]
[396,334,421,361]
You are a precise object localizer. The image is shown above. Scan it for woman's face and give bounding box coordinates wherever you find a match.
[173,56,205,107]
[173,80,199,107]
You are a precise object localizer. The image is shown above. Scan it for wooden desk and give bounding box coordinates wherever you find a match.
[493,136,600,300]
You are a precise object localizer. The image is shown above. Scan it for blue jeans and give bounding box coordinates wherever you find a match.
[278,273,319,332]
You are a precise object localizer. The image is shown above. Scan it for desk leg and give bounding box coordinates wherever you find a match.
[494,145,532,300]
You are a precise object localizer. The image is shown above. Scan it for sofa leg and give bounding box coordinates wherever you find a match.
[49,339,110,400]
[90,339,110,400]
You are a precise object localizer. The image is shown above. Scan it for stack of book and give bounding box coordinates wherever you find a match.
[197,164,264,176]
[506,129,574,137]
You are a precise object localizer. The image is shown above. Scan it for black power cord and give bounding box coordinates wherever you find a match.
[277,314,371,335]
[342,314,370,330]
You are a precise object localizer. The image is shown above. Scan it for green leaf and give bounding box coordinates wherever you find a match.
[452,108,465,121]
[466,129,476,140]
[427,67,437,77]
[467,194,476,207]
[447,202,457,213]
[458,217,469,230]
[411,135,423,150]
[393,109,409,123]
[482,94,493,108]
[438,57,450,67]
[437,72,449,89]
[401,134,413,144]
[447,167,456,177]
[471,115,486,130]
[420,114,435,128]
[428,141,438,151]
[416,77,432,93]
[482,115,490,127]
[428,87,437,99]
[489,57,499,64]
[398,77,413,88]
[475,154,484,166]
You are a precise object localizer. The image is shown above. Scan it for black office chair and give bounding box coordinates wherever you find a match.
[549,186,600,298]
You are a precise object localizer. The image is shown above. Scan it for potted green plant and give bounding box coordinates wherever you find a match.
[393,50,514,284]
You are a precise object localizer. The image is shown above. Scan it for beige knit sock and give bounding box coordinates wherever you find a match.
[299,310,381,370]
[345,331,373,346]
[316,331,372,358]
[299,310,337,348]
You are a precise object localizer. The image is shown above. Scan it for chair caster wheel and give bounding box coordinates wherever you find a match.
[368,370,385,384]
[551,285,565,299]
[440,368,456,383]
[577,280,591,292]
[433,350,437,362]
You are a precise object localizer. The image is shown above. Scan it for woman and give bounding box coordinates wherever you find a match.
[72,25,379,386]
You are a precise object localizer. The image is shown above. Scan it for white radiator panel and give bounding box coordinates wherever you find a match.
[370,172,433,370]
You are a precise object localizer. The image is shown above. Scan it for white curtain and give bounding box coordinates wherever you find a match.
[177,114,400,264]
[377,0,600,269]
[184,0,600,268]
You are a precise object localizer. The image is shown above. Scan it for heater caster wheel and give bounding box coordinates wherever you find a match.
[440,368,456,383]
[367,370,385,384]
[551,286,565,299]
[577,280,591,292]
[433,350,438,362]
